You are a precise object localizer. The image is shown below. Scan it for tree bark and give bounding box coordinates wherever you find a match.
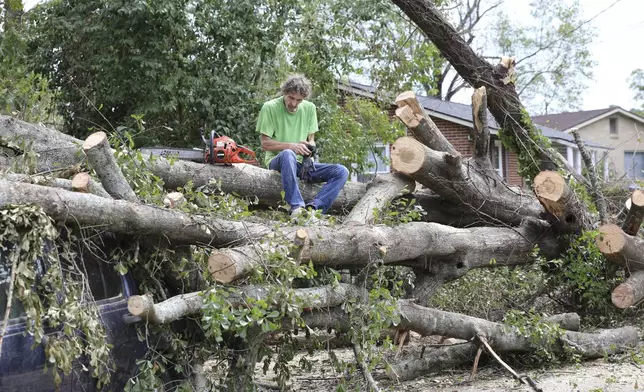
[398,300,639,358]
[612,270,644,309]
[391,136,543,226]
[344,173,415,226]
[622,190,644,236]
[208,217,560,283]
[0,179,271,247]
[127,284,360,324]
[395,91,457,154]
[596,224,644,271]
[571,128,608,224]
[1,115,367,211]
[0,115,83,173]
[533,170,593,233]
[82,132,138,202]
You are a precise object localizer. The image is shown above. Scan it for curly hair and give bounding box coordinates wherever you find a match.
[280,74,312,98]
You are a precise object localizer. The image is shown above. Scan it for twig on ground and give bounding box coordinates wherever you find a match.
[477,335,542,392]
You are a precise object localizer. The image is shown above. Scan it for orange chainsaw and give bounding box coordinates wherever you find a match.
[200,128,259,165]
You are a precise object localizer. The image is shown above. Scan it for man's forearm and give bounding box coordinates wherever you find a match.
[261,137,294,152]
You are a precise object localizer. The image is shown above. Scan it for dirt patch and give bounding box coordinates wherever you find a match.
[252,346,644,391]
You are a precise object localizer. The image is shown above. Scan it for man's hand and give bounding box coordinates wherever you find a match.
[289,142,311,156]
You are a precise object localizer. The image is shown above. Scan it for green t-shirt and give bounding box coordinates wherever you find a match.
[256,96,318,167]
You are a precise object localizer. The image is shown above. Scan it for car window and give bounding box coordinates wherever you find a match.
[80,253,122,301]
[0,247,27,319]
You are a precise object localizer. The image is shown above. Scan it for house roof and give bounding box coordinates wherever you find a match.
[339,80,610,149]
[532,108,614,131]
[532,106,644,133]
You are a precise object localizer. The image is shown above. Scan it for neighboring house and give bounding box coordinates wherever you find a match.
[533,107,644,181]
[339,81,611,187]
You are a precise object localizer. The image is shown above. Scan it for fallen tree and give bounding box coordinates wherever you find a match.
[2,1,642,390]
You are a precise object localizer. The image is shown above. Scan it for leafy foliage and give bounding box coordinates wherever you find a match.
[536,231,623,323]
[492,0,596,114]
[0,204,111,387]
[503,309,568,362]
[0,0,58,123]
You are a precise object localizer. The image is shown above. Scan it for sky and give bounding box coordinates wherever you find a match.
[22,0,644,112]
[503,0,644,111]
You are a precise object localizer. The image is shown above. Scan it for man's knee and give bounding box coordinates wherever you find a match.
[278,149,297,161]
[335,164,349,181]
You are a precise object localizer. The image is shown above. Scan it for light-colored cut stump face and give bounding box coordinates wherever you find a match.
[391,138,424,174]
[127,296,146,315]
[395,91,416,107]
[632,190,644,208]
[596,224,625,255]
[395,106,420,128]
[82,131,107,150]
[612,284,634,309]
[208,254,236,283]
[533,171,565,202]
[71,172,90,191]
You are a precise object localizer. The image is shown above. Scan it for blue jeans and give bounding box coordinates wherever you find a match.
[269,149,349,213]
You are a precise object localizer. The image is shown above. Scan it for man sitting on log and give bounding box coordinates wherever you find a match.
[257,74,349,219]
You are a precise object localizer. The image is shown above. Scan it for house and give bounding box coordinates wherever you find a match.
[339,81,611,187]
[532,107,644,181]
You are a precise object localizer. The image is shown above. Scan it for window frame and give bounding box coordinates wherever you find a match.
[609,117,618,137]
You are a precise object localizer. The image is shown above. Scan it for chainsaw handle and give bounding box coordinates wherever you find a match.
[209,130,215,164]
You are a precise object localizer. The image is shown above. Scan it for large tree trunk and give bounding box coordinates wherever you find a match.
[0,179,271,247]
[0,180,561,276]
[612,270,644,309]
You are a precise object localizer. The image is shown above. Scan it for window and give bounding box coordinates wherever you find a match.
[355,143,390,183]
[609,117,618,136]
[490,140,504,178]
[625,152,644,180]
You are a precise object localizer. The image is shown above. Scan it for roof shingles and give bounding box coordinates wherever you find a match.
[531,108,614,131]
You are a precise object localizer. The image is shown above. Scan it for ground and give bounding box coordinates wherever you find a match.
[250,341,644,392]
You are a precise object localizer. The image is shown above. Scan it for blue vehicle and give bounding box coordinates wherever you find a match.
[0,246,149,391]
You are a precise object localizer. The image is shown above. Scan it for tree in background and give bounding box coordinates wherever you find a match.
[629,68,644,116]
[0,0,56,123]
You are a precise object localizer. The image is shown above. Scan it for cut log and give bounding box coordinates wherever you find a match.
[301,301,638,381]
[391,136,543,225]
[612,270,644,309]
[207,216,560,283]
[163,192,186,209]
[395,91,457,155]
[82,132,138,202]
[532,170,593,233]
[470,86,490,158]
[127,283,360,324]
[343,173,415,226]
[622,190,644,236]
[71,172,111,198]
[596,224,644,270]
